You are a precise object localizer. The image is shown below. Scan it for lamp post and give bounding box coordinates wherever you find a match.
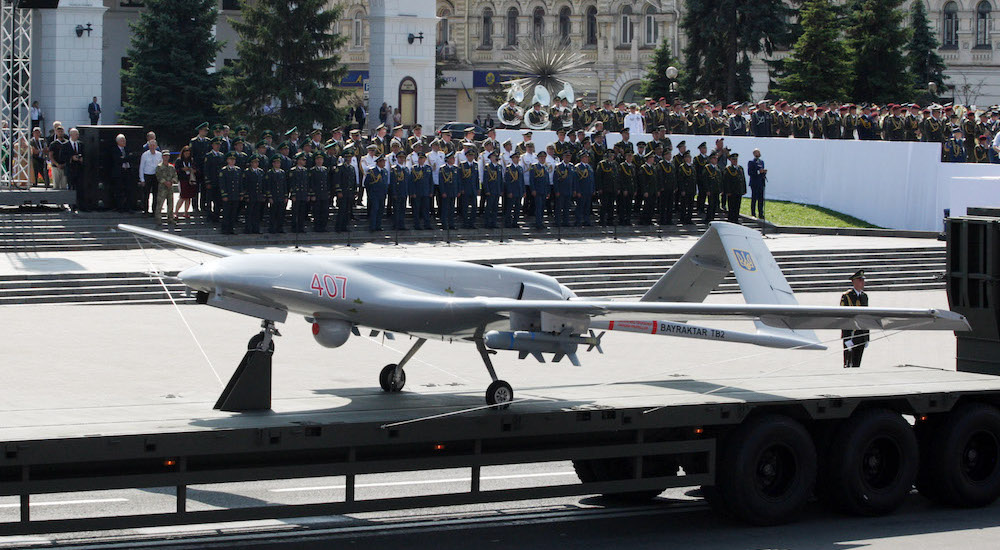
[665,66,678,101]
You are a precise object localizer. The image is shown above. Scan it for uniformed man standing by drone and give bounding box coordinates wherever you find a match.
[841,270,869,368]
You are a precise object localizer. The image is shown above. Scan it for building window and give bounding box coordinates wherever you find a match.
[620,6,634,45]
[619,81,642,105]
[586,6,598,45]
[438,9,451,46]
[119,0,143,6]
[559,7,571,45]
[943,2,958,48]
[532,7,545,42]
[977,1,992,47]
[644,6,658,45]
[399,77,418,127]
[353,12,363,48]
[482,8,494,48]
[221,0,240,10]
[507,7,519,47]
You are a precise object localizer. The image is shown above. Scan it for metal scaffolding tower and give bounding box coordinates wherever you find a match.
[1,0,31,189]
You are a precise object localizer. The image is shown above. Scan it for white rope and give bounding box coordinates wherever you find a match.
[133,235,224,387]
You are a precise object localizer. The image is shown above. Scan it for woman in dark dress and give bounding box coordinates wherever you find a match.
[174,146,196,218]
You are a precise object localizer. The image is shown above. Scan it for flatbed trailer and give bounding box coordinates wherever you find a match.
[3,364,1000,534]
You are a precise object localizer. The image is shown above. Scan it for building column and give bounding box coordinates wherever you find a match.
[368,0,436,131]
[33,0,107,131]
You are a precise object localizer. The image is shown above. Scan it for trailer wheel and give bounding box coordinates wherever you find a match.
[824,408,918,516]
[918,403,1000,507]
[571,457,676,501]
[713,414,816,525]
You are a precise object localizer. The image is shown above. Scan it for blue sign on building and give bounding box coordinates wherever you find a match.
[340,71,369,88]
[473,70,524,89]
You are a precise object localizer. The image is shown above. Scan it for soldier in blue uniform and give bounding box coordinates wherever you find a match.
[459,150,479,229]
[203,137,226,222]
[288,152,311,233]
[411,153,434,230]
[218,152,243,235]
[574,151,595,226]
[264,154,288,234]
[553,151,575,227]
[390,151,411,231]
[285,127,300,157]
[841,270,869,368]
[503,151,525,228]
[944,128,967,163]
[528,151,551,229]
[335,148,358,233]
[230,139,249,170]
[243,155,266,234]
[438,152,459,230]
[482,151,503,229]
[309,151,332,232]
[364,155,389,232]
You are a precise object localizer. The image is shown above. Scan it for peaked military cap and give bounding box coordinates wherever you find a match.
[270,154,282,163]
[195,122,209,131]
[210,136,222,144]
[225,151,238,159]
[261,130,274,137]
[284,127,299,136]
[850,270,865,280]
[294,152,306,160]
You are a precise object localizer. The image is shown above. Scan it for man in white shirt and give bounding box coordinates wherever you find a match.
[428,140,445,188]
[624,104,645,136]
[501,140,514,167]
[138,140,161,215]
[360,144,379,176]
[407,142,423,169]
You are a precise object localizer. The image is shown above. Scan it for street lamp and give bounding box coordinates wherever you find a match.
[665,66,678,99]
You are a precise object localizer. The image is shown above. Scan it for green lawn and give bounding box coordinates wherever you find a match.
[740,198,879,229]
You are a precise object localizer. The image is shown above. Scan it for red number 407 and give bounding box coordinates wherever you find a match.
[310,274,348,299]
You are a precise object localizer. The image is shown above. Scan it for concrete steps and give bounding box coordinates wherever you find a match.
[0,247,945,305]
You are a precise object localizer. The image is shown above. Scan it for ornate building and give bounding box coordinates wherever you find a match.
[336,0,1000,127]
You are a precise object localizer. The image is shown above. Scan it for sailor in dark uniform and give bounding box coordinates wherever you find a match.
[841,270,869,368]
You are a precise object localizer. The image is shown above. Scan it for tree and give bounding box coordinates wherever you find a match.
[772,0,852,101]
[906,0,948,102]
[220,0,348,135]
[120,0,221,148]
[680,0,791,102]
[640,37,680,100]
[845,0,911,104]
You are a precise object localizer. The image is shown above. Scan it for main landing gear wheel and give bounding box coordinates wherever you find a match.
[247,333,275,352]
[486,380,513,408]
[379,364,405,393]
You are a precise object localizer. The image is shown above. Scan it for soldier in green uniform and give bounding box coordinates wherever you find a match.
[637,153,660,225]
[702,152,722,224]
[823,106,843,139]
[691,100,710,135]
[693,142,709,214]
[676,151,696,225]
[616,150,636,226]
[722,152,746,223]
[242,155,266,234]
[218,152,243,235]
[203,137,226,222]
[973,134,992,163]
[962,111,980,160]
[230,139,249,170]
[658,147,675,225]
[842,104,858,139]
[810,107,824,139]
[840,270,869,368]
[288,152,311,233]
[265,154,288,234]
[792,105,811,138]
[904,105,921,141]
[309,151,331,232]
[596,147,618,226]
[884,104,906,141]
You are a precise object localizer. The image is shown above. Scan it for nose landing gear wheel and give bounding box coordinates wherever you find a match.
[379,364,405,392]
[486,380,513,408]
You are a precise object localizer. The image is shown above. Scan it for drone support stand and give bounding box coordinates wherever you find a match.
[214,321,278,412]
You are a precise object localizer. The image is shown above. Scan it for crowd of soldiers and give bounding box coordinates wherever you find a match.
[184,118,749,235]
[511,96,1000,163]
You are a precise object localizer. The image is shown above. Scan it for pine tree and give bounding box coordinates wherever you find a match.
[120,0,221,149]
[640,38,680,100]
[773,0,852,101]
[907,0,947,102]
[681,0,791,102]
[220,0,348,135]
[845,0,911,104]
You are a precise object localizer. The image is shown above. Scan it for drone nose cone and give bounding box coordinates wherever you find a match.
[178,264,214,291]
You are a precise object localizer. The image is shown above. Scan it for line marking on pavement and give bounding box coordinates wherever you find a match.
[0,498,128,509]
[270,471,578,493]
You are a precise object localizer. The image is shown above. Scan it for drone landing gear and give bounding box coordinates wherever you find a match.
[215,320,280,412]
[380,338,426,393]
[476,331,513,408]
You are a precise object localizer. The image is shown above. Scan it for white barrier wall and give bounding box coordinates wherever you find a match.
[496,129,999,231]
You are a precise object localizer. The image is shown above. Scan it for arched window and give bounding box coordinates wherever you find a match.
[619,81,642,105]
[559,6,571,45]
[586,6,598,45]
[438,9,451,46]
[507,7,519,47]
[620,5,634,45]
[943,2,959,48]
[353,11,363,48]
[532,7,545,42]
[644,6,658,45]
[482,8,494,48]
[977,1,992,47]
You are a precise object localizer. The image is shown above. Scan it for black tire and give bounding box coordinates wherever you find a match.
[379,364,405,392]
[824,408,918,516]
[247,333,275,352]
[918,403,1000,508]
[571,456,676,502]
[713,414,816,526]
[486,380,513,407]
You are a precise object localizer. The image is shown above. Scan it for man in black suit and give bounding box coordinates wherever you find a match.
[59,128,86,208]
[30,128,49,187]
[88,97,101,125]
[110,134,134,212]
